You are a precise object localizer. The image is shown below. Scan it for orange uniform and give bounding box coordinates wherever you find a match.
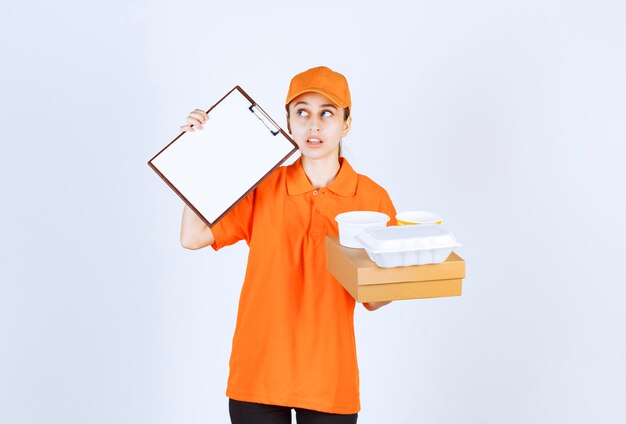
[211,156,396,414]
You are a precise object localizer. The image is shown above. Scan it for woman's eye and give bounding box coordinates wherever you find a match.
[321,111,333,117]
[296,109,309,117]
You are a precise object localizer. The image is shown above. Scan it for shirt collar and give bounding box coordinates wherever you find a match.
[286,157,358,196]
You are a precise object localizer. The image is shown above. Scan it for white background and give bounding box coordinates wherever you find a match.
[1,1,625,423]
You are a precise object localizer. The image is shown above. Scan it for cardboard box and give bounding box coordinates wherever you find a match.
[325,236,466,302]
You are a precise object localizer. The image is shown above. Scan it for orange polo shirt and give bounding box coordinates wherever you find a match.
[211,157,396,414]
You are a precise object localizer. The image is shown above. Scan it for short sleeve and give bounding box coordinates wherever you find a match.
[210,189,255,251]
[378,188,397,226]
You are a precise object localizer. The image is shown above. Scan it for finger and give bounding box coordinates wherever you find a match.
[193,108,209,118]
[189,112,207,124]
[187,116,202,127]
[189,108,207,116]
[190,110,209,124]
[182,124,203,132]
[195,109,209,120]
[182,121,203,131]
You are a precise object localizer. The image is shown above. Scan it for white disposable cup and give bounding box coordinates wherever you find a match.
[335,211,390,248]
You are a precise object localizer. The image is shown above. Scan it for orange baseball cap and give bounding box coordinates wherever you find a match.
[285,66,351,111]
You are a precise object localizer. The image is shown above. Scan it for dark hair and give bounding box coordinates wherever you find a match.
[285,106,351,156]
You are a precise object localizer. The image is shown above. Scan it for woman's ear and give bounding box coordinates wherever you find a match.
[286,114,292,134]
[341,115,352,138]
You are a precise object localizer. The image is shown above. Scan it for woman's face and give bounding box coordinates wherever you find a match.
[287,92,351,161]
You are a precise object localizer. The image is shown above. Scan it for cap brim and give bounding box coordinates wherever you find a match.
[285,89,349,109]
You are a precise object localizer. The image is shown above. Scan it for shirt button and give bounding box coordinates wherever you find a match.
[313,190,318,196]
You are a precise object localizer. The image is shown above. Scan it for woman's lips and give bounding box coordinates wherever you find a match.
[306,137,324,147]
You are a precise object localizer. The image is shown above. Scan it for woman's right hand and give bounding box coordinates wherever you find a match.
[180,108,209,132]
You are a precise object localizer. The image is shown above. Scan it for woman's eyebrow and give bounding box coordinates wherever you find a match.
[293,101,337,109]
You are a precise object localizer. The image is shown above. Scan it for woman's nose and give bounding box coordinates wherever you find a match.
[309,117,321,132]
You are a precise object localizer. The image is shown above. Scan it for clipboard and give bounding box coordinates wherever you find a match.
[148,86,299,227]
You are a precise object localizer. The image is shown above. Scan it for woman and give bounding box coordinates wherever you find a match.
[180,66,396,424]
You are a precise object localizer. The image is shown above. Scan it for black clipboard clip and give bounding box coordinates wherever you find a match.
[249,104,280,136]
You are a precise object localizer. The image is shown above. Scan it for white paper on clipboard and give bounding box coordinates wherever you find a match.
[148,86,299,227]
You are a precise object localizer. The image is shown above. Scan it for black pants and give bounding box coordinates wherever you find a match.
[229,399,358,424]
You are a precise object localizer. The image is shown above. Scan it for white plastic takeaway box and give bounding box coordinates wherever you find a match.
[355,224,461,268]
